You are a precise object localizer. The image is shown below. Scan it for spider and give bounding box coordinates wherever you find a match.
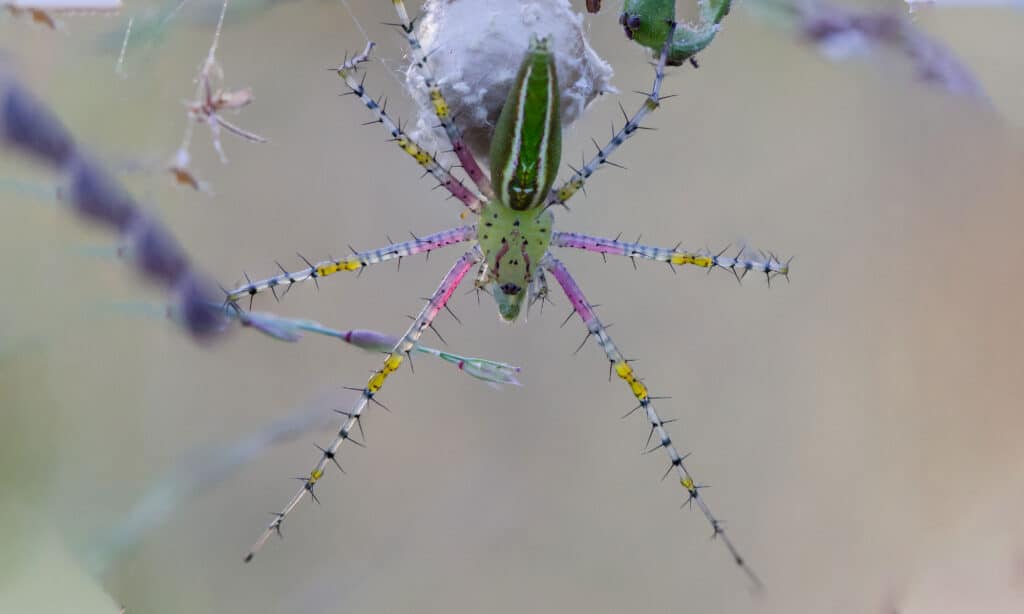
[184,68,266,164]
[235,0,788,588]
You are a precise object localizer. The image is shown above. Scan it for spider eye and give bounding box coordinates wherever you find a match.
[500,283,522,295]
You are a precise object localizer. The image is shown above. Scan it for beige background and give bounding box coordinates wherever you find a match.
[2,1,1023,612]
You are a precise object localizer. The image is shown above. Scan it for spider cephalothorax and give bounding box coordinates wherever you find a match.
[476,199,553,321]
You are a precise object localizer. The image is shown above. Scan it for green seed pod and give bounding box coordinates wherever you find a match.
[620,0,731,66]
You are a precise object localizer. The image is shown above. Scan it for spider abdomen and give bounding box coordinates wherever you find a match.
[489,36,562,212]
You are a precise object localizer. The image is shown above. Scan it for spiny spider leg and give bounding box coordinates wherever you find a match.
[543,255,763,589]
[335,43,483,214]
[526,266,551,319]
[225,225,476,304]
[245,248,481,562]
[551,231,790,281]
[390,0,496,200]
[548,22,678,209]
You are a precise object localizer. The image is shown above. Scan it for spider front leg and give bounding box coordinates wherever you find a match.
[390,0,496,200]
[551,231,790,283]
[245,248,481,562]
[543,255,762,589]
[224,225,476,305]
[336,43,483,214]
[547,21,677,209]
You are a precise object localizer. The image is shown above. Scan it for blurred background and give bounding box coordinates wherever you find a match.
[1,0,1023,612]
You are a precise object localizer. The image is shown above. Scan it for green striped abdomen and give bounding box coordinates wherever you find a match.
[489,36,561,211]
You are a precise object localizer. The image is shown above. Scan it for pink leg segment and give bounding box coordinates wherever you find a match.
[544,256,762,589]
[391,0,496,201]
[551,231,789,280]
[336,43,484,213]
[246,249,480,561]
[226,225,477,304]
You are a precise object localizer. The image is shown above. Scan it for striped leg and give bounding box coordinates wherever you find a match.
[544,255,762,589]
[225,225,476,304]
[336,43,484,214]
[390,0,496,200]
[245,248,480,562]
[551,231,790,283]
[548,22,678,209]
